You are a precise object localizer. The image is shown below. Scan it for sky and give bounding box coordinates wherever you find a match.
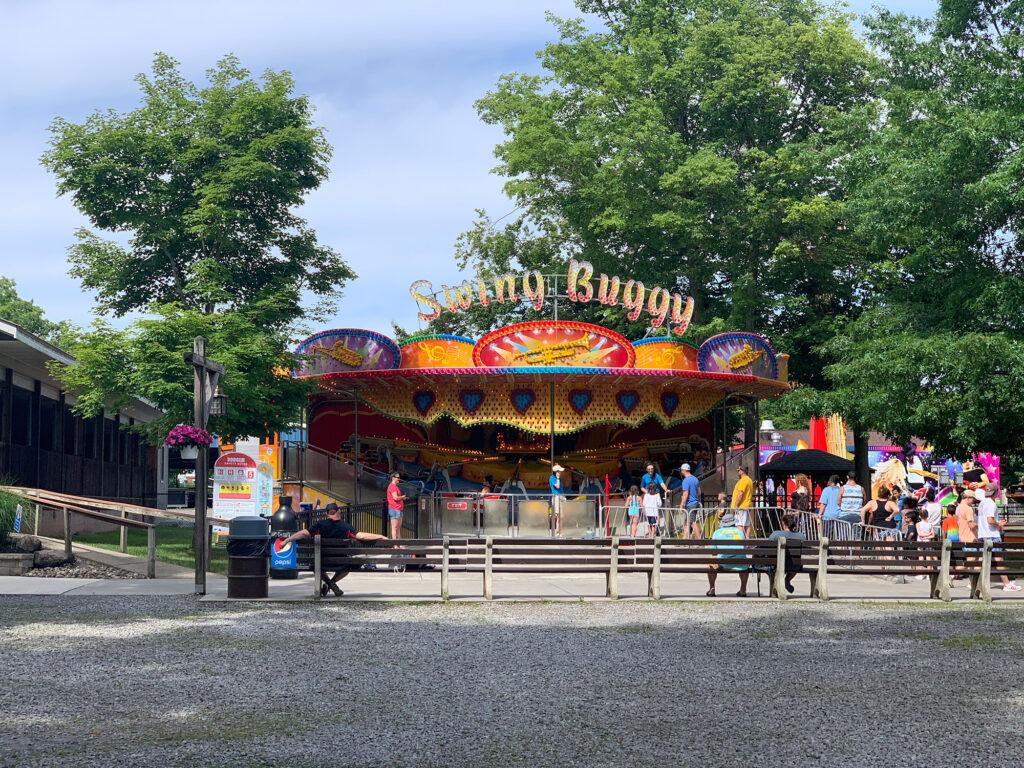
[0,0,937,342]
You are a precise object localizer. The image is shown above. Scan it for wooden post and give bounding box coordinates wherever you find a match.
[146,526,156,579]
[772,536,787,601]
[484,536,493,600]
[978,539,993,604]
[63,507,71,557]
[607,536,619,599]
[441,536,450,601]
[813,537,829,601]
[313,535,322,601]
[120,509,128,553]
[648,537,662,600]
[935,539,951,602]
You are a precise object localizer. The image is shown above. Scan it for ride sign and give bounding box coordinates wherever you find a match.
[213,452,260,532]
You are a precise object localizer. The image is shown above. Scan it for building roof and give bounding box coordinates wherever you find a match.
[0,317,162,422]
[759,448,854,475]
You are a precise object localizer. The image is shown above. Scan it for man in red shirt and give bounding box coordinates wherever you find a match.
[387,472,407,540]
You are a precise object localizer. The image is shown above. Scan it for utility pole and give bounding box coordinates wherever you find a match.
[183,336,225,596]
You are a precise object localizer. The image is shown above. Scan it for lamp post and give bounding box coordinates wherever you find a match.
[183,336,225,596]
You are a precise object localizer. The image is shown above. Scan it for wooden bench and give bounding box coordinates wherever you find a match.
[293,535,1017,602]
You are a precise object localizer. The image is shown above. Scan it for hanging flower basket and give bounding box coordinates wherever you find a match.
[164,425,212,460]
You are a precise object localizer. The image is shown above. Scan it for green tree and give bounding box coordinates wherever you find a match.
[0,277,61,340]
[41,54,354,440]
[434,0,875,389]
[824,0,1024,462]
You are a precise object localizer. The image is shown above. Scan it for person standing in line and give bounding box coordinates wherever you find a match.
[836,471,865,525]
[817,475,840,518]
[791,473,812,511]
[626,485,642,537]
[386,472,407,541]
[977,484,1019,591]
[679,463,702,539]
[612,458,633,493]
[904,443,925,493]
[859,485,899,537]
[641,463,668,497]
[549,463,565,537]
[956,491,978,544]
[642,482,662,537]
[923,487,942,539]
[768,513,807,594]
[730,466,753,536]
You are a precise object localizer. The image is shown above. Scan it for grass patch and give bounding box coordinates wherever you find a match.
[940,635,1001,650]
[73,525,228,575]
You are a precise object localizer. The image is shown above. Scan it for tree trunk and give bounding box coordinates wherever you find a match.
[854,430,871,497]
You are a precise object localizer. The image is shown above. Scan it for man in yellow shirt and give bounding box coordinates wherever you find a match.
[730,466,754,536]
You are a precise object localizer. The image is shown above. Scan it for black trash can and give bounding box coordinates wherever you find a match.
[227,516,270,599]
[270,496,299,580]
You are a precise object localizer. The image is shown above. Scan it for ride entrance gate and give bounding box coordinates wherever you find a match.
[427,492,603,538]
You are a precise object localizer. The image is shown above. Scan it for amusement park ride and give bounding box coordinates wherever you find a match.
[284,261,792,505]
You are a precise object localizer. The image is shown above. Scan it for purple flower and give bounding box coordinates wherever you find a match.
[164,424,212,447]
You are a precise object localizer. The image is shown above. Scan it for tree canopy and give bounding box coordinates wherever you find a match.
[433,0,875,390]
[41,54,353,441]
[820,0,1024,460]
[0,278,62,340]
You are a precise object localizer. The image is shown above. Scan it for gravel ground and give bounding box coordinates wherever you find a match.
[2,598,1023,768]
[24,561,142,579]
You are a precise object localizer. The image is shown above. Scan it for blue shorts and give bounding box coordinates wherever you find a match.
[388,508,403,520]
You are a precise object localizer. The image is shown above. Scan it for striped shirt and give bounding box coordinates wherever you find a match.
[839,482,864,514]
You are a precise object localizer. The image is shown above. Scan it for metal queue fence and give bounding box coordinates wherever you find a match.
[428,492,606,538]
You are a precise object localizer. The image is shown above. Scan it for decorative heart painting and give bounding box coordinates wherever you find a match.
[661,392,679,417]
[510,389,536,415]
[412,390,436,416]
[568,389,592,415]
[616,390,639,415]
[459,389,485,414]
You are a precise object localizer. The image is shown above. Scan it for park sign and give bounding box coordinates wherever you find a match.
[409,259,695,335]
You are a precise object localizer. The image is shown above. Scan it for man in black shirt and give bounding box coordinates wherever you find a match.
[279,502,387,596]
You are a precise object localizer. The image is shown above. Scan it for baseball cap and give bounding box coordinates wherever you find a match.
[985,484,998,497]
[681,463,691,471]
[974,489,986,501]
[719,512,736,527]
[552,464,565,472]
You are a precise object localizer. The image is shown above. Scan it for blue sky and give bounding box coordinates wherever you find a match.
[0,0,936,340]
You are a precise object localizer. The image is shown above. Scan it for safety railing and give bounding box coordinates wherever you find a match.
[427,492,605,538]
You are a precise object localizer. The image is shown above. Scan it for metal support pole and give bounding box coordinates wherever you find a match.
[353,390,360,506]
[549,380,555,469]
[120,509,128,553]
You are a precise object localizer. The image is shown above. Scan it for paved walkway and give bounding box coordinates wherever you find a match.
[3,537,1022,602]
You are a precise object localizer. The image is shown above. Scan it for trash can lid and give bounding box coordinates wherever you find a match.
[228,516,270,539]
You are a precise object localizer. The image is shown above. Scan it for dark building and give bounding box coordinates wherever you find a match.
[0,318,162,504]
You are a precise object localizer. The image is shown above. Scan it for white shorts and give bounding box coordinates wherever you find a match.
[734,508,750,526]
